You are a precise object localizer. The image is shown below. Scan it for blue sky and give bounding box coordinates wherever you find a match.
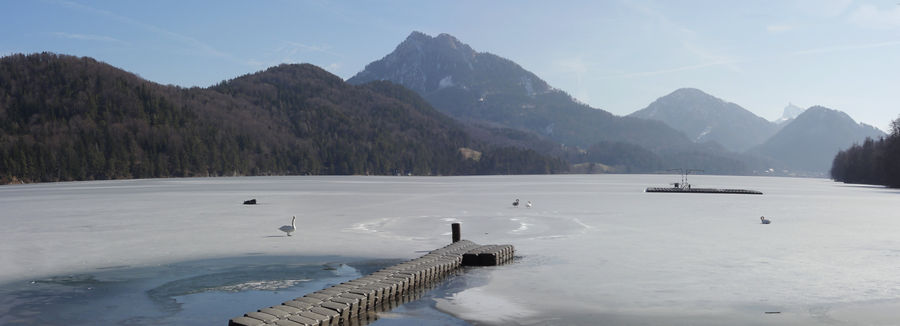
[3,0,899,130]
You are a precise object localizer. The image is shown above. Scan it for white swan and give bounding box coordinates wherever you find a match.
[526,201,532,208]
[279,216,297,236]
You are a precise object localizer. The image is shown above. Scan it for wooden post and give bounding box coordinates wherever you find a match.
[451,223,460,243]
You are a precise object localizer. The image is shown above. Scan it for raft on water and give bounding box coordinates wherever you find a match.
[647,169,763,195]
[645,187,762,195]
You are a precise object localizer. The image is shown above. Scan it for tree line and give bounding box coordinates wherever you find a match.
[830,117,900,187]
[0,53,565,184]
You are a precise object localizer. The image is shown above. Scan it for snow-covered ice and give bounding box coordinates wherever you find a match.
[2,175,900,325]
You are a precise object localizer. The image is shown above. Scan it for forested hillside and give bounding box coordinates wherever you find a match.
[0,53,565,184]
[831,117,900,187]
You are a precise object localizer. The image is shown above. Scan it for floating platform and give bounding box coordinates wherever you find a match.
[645,187,762,195]
[228,239,513,326]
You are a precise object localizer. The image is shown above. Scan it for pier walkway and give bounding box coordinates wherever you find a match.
[229,236,513,326]
[645,187,763,195]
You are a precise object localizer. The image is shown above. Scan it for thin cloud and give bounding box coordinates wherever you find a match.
[681,42,742,73]
[551,56,592,103]
[617,1,741,77]
[848,4,900,29]
[279,41,344,58]
[246,59,266,67]
[793,0,853,18]
[623,1,698,38]
[766,24,795,33]
[53,32,127,44]
[245,41,344,70]
[614,59,740,79]
[552,56,591,76]
[790,40,900,56]
[52,0,235,61]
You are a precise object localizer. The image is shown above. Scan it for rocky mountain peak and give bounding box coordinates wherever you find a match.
[435,33,472,52]
[350,32,552,97]
[800,106,859,127]
[393,31,476,59]
[670,87,710,98]
[775,102,806,124]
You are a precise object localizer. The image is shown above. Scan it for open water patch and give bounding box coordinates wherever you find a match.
[0,255,475,326]
[0,256,401,325]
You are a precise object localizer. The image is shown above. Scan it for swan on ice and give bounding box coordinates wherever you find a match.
[280,216,297,236]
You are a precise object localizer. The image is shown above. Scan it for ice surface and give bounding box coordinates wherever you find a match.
[435,286,535,323]
[2,175,900,324]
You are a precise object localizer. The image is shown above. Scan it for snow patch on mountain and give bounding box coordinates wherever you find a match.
[438,75,455,89]
[775,103,806,124]
[696,126,712,142]
[521,76,536,97]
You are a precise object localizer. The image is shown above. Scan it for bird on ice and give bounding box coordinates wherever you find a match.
[760,216,771,224]
[279,216,297,236]
[526,201,532,208]
[512,199,520,207]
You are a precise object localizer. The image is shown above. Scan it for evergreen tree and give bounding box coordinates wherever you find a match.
[831,116,900,187]
[0,53,566,184]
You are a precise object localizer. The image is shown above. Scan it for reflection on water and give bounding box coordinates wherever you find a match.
[0,255,470,325]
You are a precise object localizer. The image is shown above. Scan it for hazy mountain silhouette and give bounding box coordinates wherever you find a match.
[751,106,885,174]
[629,88,778,152]
[349,31,753,174]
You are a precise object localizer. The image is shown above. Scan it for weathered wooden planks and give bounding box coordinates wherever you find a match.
[229,239,512,326]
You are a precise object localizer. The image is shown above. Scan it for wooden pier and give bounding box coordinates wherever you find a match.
[646,169,763,195]
[645,187,763,195]
[228,224,514,326]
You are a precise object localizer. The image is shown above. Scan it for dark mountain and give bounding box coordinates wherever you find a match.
[348,32,751,174]
[349,32,696,151]
[0,53,271,182]
[629,88,779,152]
[0,53,565,184]
[750,106,885,175]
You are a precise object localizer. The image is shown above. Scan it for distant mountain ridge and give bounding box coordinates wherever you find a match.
[751,106,885,174]
[627,88,884,175]
[352,32,553,98]
[629,88,778,152]
[350,32,686,150]
[349,31,754,174]
[6,37,880,181]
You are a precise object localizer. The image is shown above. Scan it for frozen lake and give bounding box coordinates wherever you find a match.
[2,175,900,325]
